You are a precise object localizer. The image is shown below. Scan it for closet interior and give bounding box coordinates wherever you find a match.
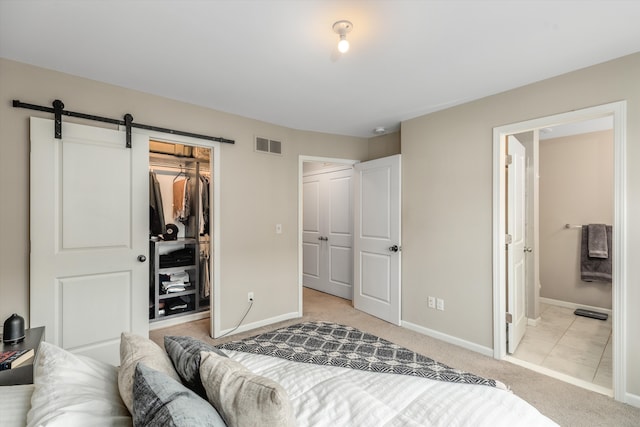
[148,140,212,323]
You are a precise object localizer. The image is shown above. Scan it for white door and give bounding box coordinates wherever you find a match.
[507,135,527,353]
[302,168,353,299]
[353,155,401,325]
[30,117,149,365]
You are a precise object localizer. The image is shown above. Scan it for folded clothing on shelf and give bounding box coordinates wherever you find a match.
[159,247,195,267]
[160,271,191,294]
[166,296,192,313]
[165,271,189,283]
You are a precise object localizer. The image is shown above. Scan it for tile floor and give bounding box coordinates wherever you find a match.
[512,303,612,388]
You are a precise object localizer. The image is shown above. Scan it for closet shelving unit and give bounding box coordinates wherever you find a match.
[149,238,200,320]
[148,151,211,322]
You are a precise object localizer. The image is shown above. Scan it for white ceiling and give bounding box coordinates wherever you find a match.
[1,0,640,138]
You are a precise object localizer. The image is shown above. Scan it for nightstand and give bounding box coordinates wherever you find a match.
[0,326,45,386]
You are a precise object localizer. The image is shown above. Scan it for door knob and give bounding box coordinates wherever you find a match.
[137,255,147,262]
[524,247,533,253]
[389,245,399,253]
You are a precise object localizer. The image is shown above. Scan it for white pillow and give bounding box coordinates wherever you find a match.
[26,342,132,427]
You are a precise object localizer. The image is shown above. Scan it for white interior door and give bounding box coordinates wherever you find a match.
[30,117,149,365]
[507,135,527,353]
[353,154,401,325]
[302,168,353,299]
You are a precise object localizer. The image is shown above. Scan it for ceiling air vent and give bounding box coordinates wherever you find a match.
[255,136,283,156]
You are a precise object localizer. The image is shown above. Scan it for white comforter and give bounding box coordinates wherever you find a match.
[0,346,558,427]
[225,350,558,427]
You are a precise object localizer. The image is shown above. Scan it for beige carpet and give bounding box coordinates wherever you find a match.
[150,288,640,427]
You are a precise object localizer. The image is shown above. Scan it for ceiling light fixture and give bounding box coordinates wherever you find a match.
[332,20,353,53]
[373,127,386,135]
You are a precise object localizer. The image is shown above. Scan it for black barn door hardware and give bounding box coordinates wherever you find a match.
[12,99,235,147]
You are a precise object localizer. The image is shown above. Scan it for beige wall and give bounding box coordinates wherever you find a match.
[0,58,369,332]
[402,52,640,397]
[539,130,613,309]
[368,131,401,160]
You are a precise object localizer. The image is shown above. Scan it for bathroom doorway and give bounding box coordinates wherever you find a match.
[510,117,614,393]
[492,101,627,402]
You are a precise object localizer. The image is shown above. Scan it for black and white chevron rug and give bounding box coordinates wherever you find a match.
[217,321,500,388]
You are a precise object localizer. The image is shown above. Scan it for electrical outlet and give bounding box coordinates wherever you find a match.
[248,292,254,303]
[428,296,436,309]
[436,298,444,311]
[275,224,282,234]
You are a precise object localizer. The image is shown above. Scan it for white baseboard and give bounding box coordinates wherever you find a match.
[539,297,612,315]
[401,320,493,357]
[527,317,541,326]
[626,392,640,408]
[216,311,301,338]
[149,311,209,331]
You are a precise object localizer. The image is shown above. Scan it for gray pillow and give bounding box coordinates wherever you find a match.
[164,336,227,398]
[199,351,295,427]
[133,363,226,427]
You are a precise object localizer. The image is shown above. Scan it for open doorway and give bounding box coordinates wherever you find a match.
[301,160,355,300]
[298,154,403,325]
[492,102,627,401]
[140,131,221,339]
[508,118,614,394]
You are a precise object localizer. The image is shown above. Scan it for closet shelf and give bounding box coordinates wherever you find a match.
[149,152,210,169]
[159,289,196,300]
[159,265,197,275]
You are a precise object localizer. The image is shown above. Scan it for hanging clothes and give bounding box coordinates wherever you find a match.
[200,244,210,299]
[173,177,191,224]
[199,175,210,235]
[149,171,165,235]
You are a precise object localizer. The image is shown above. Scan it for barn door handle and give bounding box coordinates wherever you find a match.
[137,255,147,262]
[389,245,399,253]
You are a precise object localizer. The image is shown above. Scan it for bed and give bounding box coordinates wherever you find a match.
[0,321,557,426]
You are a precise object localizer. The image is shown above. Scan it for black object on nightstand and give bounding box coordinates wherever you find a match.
[3,313,25,344]
[0,326,44,385]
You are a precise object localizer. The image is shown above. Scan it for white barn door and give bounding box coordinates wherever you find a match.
[353,155,401,325]
[30,117,149,365]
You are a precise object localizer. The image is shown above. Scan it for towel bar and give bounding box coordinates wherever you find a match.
[564,224,582,229]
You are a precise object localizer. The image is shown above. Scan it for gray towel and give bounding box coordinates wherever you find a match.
[588,224,608,258]
[581,225,612,283]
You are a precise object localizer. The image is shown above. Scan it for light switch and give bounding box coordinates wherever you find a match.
[275,224,282,234]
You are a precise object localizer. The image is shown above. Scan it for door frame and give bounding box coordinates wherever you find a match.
[128,127,221,336]
[298,156,358,315]
[492,101,627,401]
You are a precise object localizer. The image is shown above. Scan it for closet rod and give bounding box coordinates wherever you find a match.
[149,162,198,171]
[12,99,235,146]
